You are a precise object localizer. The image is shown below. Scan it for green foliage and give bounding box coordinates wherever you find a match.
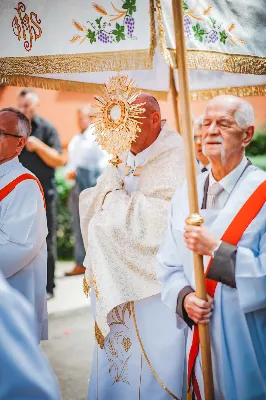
[95,17,102,29]
[183,1,189,11]
[219,30,227,44]
[56,170,74,260]
[246,131,266,171]
[248,155,266,171]
[209,17,216,28]
[192,23,206,42]
[246,132,266,157]
[113,23,125,42]
[122,0,136,15]
[86,29,97,43]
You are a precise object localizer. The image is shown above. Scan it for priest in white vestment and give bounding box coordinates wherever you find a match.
[157,95,266,400]
[80,93,188,400]
[0,108,48,342]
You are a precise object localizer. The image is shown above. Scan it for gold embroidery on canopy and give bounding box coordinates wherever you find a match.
[12,2,42,52]
[131,301,180,400]
[191,84,266,100]
[3,0,156,74]
[156,0,266,75]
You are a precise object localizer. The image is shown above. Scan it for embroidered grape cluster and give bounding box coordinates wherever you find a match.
[207,30,219,43]
[98,31,113,43]
[125,15,135,37]
[184,15,192,38]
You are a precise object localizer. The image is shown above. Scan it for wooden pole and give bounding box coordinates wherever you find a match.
[172,1,215,399]
[169,66,181,134]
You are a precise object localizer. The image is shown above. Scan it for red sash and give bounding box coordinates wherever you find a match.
[188,180,266,400]
[0,173,46,208]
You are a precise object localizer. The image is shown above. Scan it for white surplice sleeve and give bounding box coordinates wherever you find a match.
[236,226,266,314]
[0,180,47,279]
[157,192,192,329]
[0,272,60,400]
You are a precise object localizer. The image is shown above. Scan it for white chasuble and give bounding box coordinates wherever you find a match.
[80,123,189,399]
[0,157,48,342]
[157,165,266,400]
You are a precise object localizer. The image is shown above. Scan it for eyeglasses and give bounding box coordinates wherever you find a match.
[0,129,22,139]
[194,135,202,142]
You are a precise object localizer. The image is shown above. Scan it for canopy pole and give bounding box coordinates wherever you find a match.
[172,1,215,399]
[169,66,181,134]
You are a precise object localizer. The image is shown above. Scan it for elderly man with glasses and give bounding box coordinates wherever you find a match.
[0,107,48,343]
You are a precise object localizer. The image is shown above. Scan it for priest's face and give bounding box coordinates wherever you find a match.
[201,98,254,166]
[130,94,161,155]
[0,111,26,164]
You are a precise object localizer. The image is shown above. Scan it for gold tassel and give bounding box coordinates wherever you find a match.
[187,390,193,400]
[83,276,90,297]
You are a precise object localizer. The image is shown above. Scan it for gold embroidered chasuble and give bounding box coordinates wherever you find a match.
[80,123,186,337]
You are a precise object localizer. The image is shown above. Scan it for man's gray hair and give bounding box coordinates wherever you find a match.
[194,115,204,129]
[0,107,31,138]
[78,104,96,117]
[234,101,255,130]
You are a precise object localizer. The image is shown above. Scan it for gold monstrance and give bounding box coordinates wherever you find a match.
[93,74,145,166]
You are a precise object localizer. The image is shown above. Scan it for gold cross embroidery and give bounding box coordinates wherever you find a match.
[123,165,143,177]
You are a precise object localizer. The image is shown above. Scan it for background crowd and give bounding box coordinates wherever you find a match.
[1,86,265,301]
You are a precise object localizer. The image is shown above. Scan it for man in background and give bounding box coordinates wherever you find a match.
[17,88,64,299]
[194,114,210,172]
[65,105,107,276]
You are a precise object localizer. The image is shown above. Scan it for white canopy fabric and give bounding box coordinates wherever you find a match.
[0,0,265,98]
[157,0,266,75]
[0,0,155,74]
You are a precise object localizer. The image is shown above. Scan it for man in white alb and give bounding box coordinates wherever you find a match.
[80,93,188,399]
[157,95,266,400]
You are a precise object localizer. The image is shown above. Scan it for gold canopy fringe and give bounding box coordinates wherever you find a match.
[156,0,266,75]
[191,84,266,101]
[1,75,265,101]
[0,74,168,101]
[0,50,153,75]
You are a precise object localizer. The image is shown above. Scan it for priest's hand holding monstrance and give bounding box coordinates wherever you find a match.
[92,74,146,167]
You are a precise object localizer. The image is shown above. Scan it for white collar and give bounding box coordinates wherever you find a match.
[199,161,210,171]
[126,141,154,168]
[209,156,248,194]
[0,157,20,178]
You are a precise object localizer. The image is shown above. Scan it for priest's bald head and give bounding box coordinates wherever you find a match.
[0,107,31,165]
[131,92,161,155]
[201,95,254,180]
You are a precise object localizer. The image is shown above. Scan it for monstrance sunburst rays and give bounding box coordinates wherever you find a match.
[93,74,146,166]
